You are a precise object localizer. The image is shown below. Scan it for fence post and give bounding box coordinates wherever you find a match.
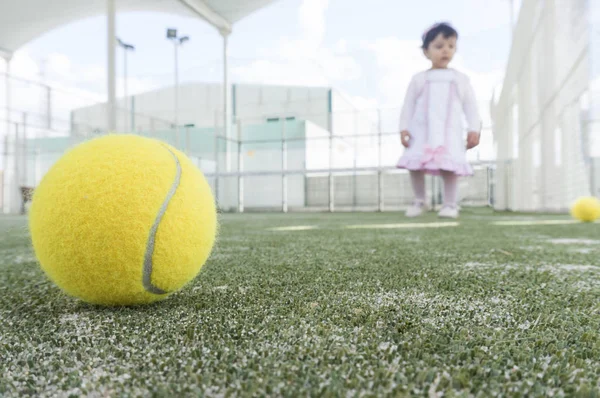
[353,110,358,210]
[2,134,7,214]
[282,117,288,213]
[237,119,244,213]
[377,109,384,212]
[185,124,191,156]
[34,147,41,187]
[328,132,335,212]
[214,111,220,206]
[488,166,494,207]
[14,122,20,214]
[22,113,27,188]
[14,122,19,188]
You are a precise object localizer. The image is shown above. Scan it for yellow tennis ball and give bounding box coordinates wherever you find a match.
[570,196,600,223]
[29,134,217,306]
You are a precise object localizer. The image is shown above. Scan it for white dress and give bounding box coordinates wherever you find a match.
[396,69,481,176]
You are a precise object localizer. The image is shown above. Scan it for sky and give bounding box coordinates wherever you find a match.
[0,0,521,160]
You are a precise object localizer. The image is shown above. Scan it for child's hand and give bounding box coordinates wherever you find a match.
[400,130,411,148]
[466,132,480,149]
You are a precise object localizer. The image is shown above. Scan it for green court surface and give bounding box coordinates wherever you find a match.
[1,209,600,396]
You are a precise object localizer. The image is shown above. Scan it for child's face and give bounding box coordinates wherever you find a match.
[424,34,457,69]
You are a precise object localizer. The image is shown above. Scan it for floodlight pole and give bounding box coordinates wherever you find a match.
[117,38,135,132]
[174,40,179,128]
[222,31,230,143]
[107,0,116,133]
[167,29,189,132]
[220,29,231,176]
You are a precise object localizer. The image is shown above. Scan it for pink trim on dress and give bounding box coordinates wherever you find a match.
[396,72,473,176]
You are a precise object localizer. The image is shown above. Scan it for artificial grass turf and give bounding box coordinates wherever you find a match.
[1,208,600,396]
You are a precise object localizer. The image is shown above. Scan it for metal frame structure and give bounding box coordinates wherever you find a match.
[202,118,495,214]
[0,102,496,214]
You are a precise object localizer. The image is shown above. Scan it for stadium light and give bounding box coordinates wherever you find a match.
[166,29,190,128]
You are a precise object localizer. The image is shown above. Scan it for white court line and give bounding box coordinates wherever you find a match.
[267,218,594,232]
[548,238,600,245]
[492,220,580,226]
[268,225,318,231]
[346,222,459,230]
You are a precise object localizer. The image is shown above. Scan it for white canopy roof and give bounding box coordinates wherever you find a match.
[0,0,277,58]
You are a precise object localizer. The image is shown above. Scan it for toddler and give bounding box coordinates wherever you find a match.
[397,22,481,219]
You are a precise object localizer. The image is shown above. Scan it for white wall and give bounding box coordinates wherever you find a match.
[71,83,223,135]
[234,84,330,130]
[71,83,333,136]
[134,83,223,130]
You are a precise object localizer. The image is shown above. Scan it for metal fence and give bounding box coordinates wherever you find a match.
[1,116,495,215]
[203,123,494,213]
[0,72,496,214]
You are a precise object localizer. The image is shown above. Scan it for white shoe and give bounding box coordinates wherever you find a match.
[405,201,427,218]
[438,206,459,219]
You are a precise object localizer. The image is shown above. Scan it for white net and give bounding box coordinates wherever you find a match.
[492,0,593,212]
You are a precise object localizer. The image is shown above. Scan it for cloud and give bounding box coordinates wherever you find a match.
[334,39,348,55]
[0,50,165,143]
[299,0,329,46]
[8,50,40,78]
[1,51,94,125]
[231,46,361,88]
[232,0,361,91]
[46,53,72,80]
[360,38,430,107]
[11,50,160,106]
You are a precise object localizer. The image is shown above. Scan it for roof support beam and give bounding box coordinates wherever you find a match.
[3,57,12,214]
[177,0,232,34]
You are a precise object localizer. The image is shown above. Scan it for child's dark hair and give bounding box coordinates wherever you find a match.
[421,22,458,50]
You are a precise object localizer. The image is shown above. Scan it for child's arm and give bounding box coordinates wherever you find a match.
[399,77,418,147]
[399,77,418,132]
[462,78,482,149]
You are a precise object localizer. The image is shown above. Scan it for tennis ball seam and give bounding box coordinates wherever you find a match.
[142,144,181,295]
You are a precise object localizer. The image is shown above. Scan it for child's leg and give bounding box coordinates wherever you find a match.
[440,170,458,207]
[409,170,426,203]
